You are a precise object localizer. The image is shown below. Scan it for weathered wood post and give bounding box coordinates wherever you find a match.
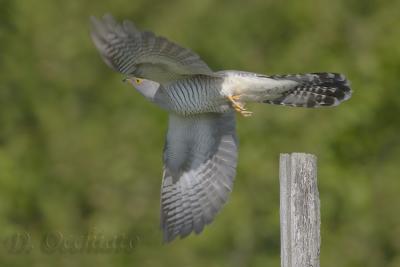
[280,153,320,267]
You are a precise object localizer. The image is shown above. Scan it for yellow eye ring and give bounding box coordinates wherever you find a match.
[135,78,143,84]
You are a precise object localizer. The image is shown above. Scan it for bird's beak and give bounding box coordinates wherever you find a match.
[122,77,136,88]
[122,77,136,86]
[123,74,136,82]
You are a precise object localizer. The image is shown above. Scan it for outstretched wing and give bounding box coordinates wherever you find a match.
[90,14,213,83]
[161,112,238,242]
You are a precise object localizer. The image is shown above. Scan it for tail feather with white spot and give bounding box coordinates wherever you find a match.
[263,72,352,107]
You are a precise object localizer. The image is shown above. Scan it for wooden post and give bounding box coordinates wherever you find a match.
[280,153,320,267]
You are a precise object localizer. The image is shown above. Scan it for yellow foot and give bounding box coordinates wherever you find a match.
[227,95,253,117]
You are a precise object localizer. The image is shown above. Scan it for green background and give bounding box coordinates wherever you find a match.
[1,0,399,266]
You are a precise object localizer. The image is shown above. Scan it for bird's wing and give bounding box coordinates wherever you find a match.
[90,14,213,84]
[161,111,238,242]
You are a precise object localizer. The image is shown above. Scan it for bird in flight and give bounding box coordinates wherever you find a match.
[90,14,352,243]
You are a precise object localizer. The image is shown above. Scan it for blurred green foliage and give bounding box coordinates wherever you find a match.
[1,0,399,266]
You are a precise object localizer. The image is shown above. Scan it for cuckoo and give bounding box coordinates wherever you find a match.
[90,14,352,243]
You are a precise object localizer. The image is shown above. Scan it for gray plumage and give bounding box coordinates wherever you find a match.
[161,112,237,242]
[90,14,352,243]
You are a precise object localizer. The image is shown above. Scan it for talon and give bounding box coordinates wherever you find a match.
[241,110,253,117]
[231,95,241,101]
[228,95,253,117]
[228,95,244,110]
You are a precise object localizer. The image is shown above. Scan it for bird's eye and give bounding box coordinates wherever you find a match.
[135,79,143,84]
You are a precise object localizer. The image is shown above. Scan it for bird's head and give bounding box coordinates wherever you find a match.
[123,76,161,101]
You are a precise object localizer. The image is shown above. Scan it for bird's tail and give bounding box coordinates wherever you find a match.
[263,72,352,107]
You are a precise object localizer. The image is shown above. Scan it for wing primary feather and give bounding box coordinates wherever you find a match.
[90,14,213,83]
[161,112,237,242]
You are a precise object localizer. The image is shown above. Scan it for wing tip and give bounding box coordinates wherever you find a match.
[89,13,119,35]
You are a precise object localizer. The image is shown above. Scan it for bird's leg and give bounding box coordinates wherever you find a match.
[227,95,253,117]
